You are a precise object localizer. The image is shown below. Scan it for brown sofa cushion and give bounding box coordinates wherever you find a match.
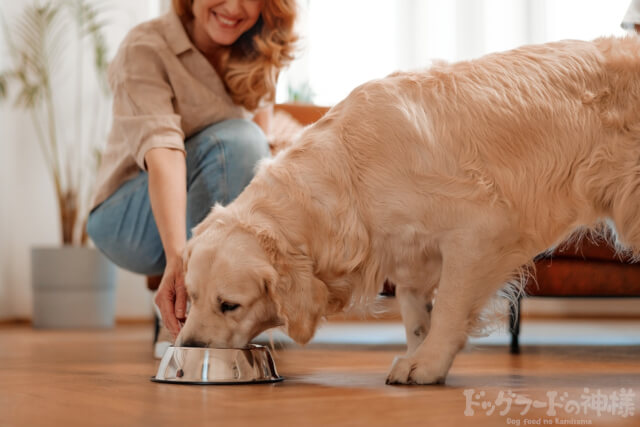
[527,258,640,297]
[274,103,329,126]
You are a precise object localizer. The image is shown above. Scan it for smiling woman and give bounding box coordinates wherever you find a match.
[186,0,263,46]
[173,0,297,111]
[86,0,298,356]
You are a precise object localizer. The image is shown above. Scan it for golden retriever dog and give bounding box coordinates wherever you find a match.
[177,36,640,384]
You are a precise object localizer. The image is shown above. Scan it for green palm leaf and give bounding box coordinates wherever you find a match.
[0,0,112,245]
[62,0,110,91]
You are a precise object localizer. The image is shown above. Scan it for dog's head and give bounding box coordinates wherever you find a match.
[176,205,329,348]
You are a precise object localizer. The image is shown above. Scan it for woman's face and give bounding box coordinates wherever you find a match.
[191,0,264,47]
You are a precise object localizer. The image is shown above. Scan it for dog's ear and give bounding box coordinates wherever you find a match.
[254,228,328,345]
[265,258,329,345]
[255,228,282,268]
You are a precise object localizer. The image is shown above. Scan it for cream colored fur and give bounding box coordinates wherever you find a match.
[177,36,640,384]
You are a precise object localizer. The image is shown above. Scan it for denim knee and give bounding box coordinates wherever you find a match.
[88,214,165,276]
[219,119,270,198]
[87,191,166,276]
[185,119,270,227]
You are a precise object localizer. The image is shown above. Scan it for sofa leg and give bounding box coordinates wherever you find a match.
[509,295,521,354]
[378,279,396,297]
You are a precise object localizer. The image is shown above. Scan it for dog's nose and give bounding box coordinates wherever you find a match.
[179,337,208,348]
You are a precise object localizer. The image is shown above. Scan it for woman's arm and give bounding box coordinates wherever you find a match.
[146,147,187,261]
[146,147,188,336]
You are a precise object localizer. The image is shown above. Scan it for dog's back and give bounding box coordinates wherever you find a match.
[239,36,640,312]
[293,36,640,257]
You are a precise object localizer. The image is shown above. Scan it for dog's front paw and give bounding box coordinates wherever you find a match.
[386,355,416,384]
[385,356,447,385]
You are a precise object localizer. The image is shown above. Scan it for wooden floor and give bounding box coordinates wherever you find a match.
[1,323,639,427]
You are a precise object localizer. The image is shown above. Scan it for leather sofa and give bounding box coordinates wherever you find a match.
[509,237,640,353]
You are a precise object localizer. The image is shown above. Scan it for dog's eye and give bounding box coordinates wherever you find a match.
[220,301,240,313]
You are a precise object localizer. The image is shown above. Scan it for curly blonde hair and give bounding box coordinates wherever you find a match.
[173,0,297,111]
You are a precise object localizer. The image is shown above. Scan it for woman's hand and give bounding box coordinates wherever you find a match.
[154,255,187,338]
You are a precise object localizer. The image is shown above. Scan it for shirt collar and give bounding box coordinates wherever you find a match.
[163,10,194,56]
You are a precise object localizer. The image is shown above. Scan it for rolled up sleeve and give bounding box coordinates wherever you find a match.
[109,43,185,170]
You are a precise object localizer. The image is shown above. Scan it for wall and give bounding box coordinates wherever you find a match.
[0,63,13,319]
[303,0,630,105]
[0,0,165,321]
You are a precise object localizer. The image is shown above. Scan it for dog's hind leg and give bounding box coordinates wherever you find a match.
[386,226,529,385]
[397,286,435,355]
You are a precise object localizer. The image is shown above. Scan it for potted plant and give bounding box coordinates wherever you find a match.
[0,0,116,328]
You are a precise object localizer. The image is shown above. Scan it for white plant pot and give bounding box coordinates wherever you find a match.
[31,246,116,329]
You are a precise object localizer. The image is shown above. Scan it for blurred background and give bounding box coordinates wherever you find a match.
[0,0,637,324]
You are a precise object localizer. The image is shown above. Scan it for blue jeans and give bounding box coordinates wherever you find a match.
[87,119,270,275]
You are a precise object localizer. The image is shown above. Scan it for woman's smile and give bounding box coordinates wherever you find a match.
[211,10,242,29]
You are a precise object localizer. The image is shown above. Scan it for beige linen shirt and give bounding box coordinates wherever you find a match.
[91,11,249,208]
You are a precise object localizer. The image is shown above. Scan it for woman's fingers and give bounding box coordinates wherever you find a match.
[174,277,187,321]
[154,285,181,337]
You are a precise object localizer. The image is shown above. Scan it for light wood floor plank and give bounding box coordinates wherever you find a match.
[0,325,638,426]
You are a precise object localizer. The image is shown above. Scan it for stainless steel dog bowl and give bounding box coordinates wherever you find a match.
[151,344,283,385]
